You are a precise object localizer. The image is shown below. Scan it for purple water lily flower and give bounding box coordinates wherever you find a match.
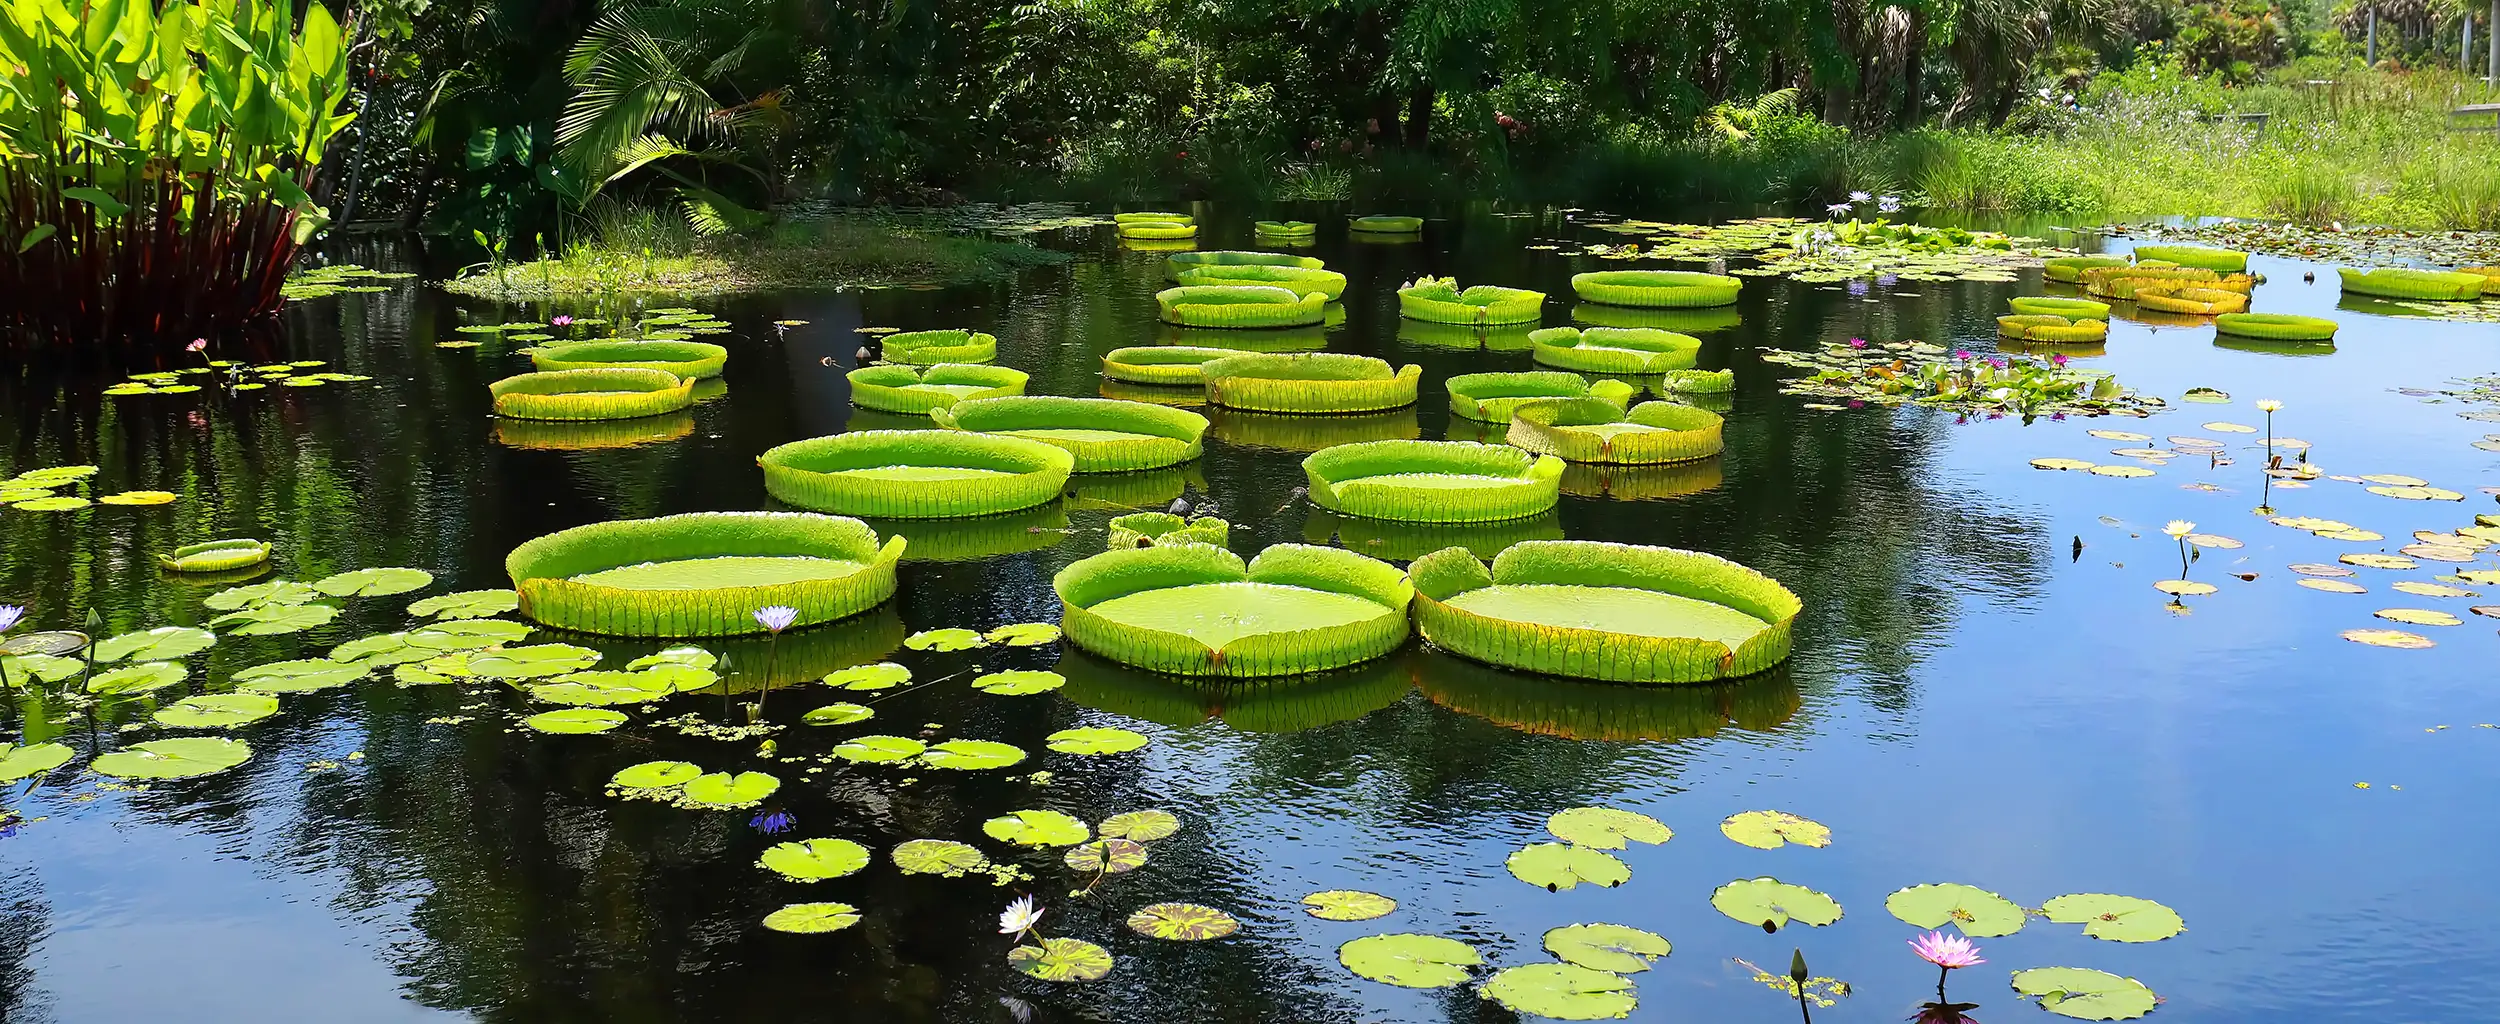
[0,605,23,634]
[750,810,796,834]
[753,605,798,634]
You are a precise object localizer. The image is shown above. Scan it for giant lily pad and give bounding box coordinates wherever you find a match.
[93,626,216,663]
[233,659,367,693]
[610,760,702,790]
[155,694,280,729]
[1047,727,1149,755]
[87,661,188,694]
[918,739,1028,770]
[1064,838,1149,874]
[1304,890,1398,921]
[463,644,600,679]
[679,771,780,808]
[313,567,435,597]
[90,737,253,779]
[834,735,926,763]
[760,838,872,881]
[1710,877,1843,931]
[763,902,862,934]
[970,669,1064,695]
[893,839,991,876]
[2040,893,2184,942]
[524,708,628,734]
[1478,963,1638,1021]
[212,602,340,635]
[1506,843,1631,890]
[1547,807,1671,850]
[1719,810,1831,849]
[1338,933,1482,988]
[1098,809,1180,841]
[2009,967,2160,1020]
[1008,937,1114,982]
[1544,923,1671,974]
[407,590,519,619]
[1126,902,1239,940]
[824,662,911,690]
[1885,883,2027,937]
[0,742,74,781]
[984,809,1090,846]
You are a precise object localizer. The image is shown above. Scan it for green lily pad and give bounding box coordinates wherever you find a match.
[1064,838,1148,873]
[1126,902,1238,940]
[1547,807,1672,850]
[312,567,435,597]
[1719,810,1831,849]
[93,626,216,663]
[1007,937,1114,982]
[763,902,862,934]
[970,669,1064,695]
[329,633,432,667]
[628,646,717,670]
[87,661,188,694]
[1543,923,1671,974]
[892,839,990,876]
[1506,842,1631,891]
[678,771,780,808]
[233,659,368,693]
[2009,967,2160,1020]
[760,838,872,881]
[801,702,875,725]
[407,589,519,619]
[833,735,925,763]
[1098,809,1180,841]
[529,672,672,705]
[212,602,340,636]
[1710,877,1843,932]
[1303,890,1396,921]
[1886,883,2028,937]
[463,644,600,679]
[0,741,75,781]
[985,622,1062,646]
[2040,893,2185,942]
[642,664,719,692]
[405,618,533,649]
[1046,727,1149,755]
[610,760,702,790]
[824,662,910,690]
[1478,963,1638,1020]
[524,708,627,734]
[918,739,1027,770]
[90,736,253,779]
[155,693,280,729]
[13,496,90,511]
[203,580,320,610]
[983,809,1090,846]
[903,627,985,652]
[1338,933,1482,988]
[1,654,84,684]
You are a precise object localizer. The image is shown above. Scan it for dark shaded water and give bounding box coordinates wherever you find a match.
[1,208,2496,1023]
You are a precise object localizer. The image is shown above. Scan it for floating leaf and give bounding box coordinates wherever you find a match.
[93,626,216,663]
[1547,806,1672,850]
[12,496,90,511]
[1710,877,1843,931]
[1338,933,1482,988]
[1719,810,1831,849]
[893,839,991,876]
[525,708,627,734]
[2393,581,2476,598]
[1304,890,1397,921]
[1,653,83,684]
[407,590,519,619]
[1098,809,1180,841]
[1478,963,1638,1021]
[2343,628,2434,649]
[824,662,910,690]
[2301,578,2366,594]
[1543,922,1671,974]
[2031,457,2096,471]
[679,771,780,808]
[904,627,986,651]
[611,760,702,790]
[2289,563,2354,577]
[763,902,862,934]
[2009,967,2159,1020]
[90,737,252,779]
[312,567,435,597]
[464,644,600,679]
[2400,544,2478,563]
[970,669,1064,695]
[211,602,339,635]
[833,735,926,763]
[2040,893,2184,942]
[2375,608,2462,626]
[2087,430,2152,441]
[0,742,75,781]
[155,694,279,729]
[2088,465,2153,478]
[1127,902,1239,940]
[801,702,875,725]
[329,632,432,667]
[1506,842,1631,890]
[232,659,366,693]
[1885,883,2027,937]
[1008,937,1114,982]
[2341,553,2419,570]
[2183,533,2240,550]
[406,618,532,649]
[2180,387,2229,403]
[1064,838,1149,874]
[983,809,1091,846]
[529,672,671,705]
[629,646,717,671]
[87,661,187,694]
[919,739,1028,770]
[986,622,1062,646]
[1047,726,1150,755]
[761,838,872,881]
[2153,579,2217,596]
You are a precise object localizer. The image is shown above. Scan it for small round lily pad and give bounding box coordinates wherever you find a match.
[904,627,985,652]
[1710,877,1843,932]
[1047,727,1149,755]
[1719,810,1831,849]
[1008,937,1113,982]
[1338,933,1481,988]
[2009,967,2159,1020]
[1064,838,1149,874]
[1547,806,1671,849]
[918,739,1027,770]
[763,902,862,934]
[154,694,280,729]
[760,838,872,881]
[1886,883,2027,936]
[1098,809,1179,841]
[524,708,627,734]
[823,662,910,690]
[1543,922,1671,974]
[1303,890,1397,921]
[312,567,435,597]
[1126,902,1239,941]
[892,839,990,876]
[1506,843,1630,891]
[983,809,1090,847]
[985,622,1062,646]
[610,760,702,790]
[970,669,1064,695]
[90,737,252,779]
[833,735,926,763]
[678,770,780,808]
[2039,893,2184,942]
[1478,962,1638,1020]
[801,702,875,726]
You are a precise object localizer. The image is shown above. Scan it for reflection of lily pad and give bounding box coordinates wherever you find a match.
[893,839,990,876]
[1127,902,1239,940]
[1064,838,1149,873]
[1720,810,1831,849]
[984,809,1091,846]
[91,737,253,779]
[918,739,1027,770]
[1098,809,1180,841]
[1547,807,1672,850]
[824,662,911,690]
[801,702,875,725]
[610,760,702,790]
[904,627,986,651]
[524,708,627,734]
[1506,843,1631,890]
[2009,967,2160,1020]
[1710,877,1843,931]
[1543,922,1670,973]
[679,771,780,808]
[233,659,366,693]
[763,902,862,934]
[1338,933,1482,988]
[93,626,216,663]
[312,567,436,597]
[1047,727,1149,755]
[87,661,188,694]
[1008,937,1114,982]
[0,742,75,781]
[971,669,1064,695]
[2040,893,2184,942]
[986,622,1062,646]
[1304,890,1397,921]
[1886,883,2028,936]
[408,590,520,619]
[154,694,280,729]
[1478,962,1638,1021]
[833,735,925,762]
[760,838,871,881]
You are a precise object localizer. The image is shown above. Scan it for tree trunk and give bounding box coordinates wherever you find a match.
[1402,85,1435,148]
[2489,0,2498,83]
[1896,7,1927,129]
[1986,81,2020,129]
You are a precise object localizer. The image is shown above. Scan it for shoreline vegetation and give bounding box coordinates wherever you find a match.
[440,217,1071,300]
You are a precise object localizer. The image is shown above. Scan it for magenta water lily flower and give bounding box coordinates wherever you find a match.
[753,605,798,633]
[1848,337,1868,349]
[1953,350,1971,361]
[186,338,207,353]
[2051,353,2068,366]
[1910,931,1985,969]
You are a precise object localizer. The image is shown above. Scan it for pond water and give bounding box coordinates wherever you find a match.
[1,207,2496,1023]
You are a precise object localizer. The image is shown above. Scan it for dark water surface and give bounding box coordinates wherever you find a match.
[1,208,2496,1023]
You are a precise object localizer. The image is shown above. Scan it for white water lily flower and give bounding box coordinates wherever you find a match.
[1848,191,1872,203]
[999,895,1043,935]
[1824,203,1851,217]
[2164,520,2195,538]
[2256,399,2282,412]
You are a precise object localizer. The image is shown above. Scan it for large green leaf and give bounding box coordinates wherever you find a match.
[760,839,871,881]
[211,602,339,635]
[903,627,984,652]
[524,708,627,734]
[93,626,216,663]
[1303,890,1396,921]
[0,742,75,781]
[1886,883,2028,937]
[823,662,910,690]
[1546,807,1671,850]
[2040,893,2185,943]
[529,671,671,706]
[204,580,320,610]
[1097,810,1179,841]
[983,809,1090,846]
[800,702,874,726]
[833,735,924,763]
[312,567,433,597]
[1125,902,1238,941]
[1477,963,1638,1020]
[917,739,1026,770]
[1007,937,1113,982]
[970,669,1063,695]
[406,590,518,619]
[91,737,253,779]
[463,644,600,679]
[609,760,702,790]
[1710,877,1842,932]
[1046,727,1149,755]
[1,654,85,685]
[763,902,861,934]
[1063,838,1148,874]
[678,771,779,808]
[87,661,187,694]
[1505,842,1630,891]
[892,839,989,876]
[1337,933,1481,988]
[1719,810,1831,849]
[2009,967,2160,1020]
[1543,923,1671,974]
[155,693,280,729]
[233,659,366,693]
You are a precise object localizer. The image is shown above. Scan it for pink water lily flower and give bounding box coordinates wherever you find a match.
[1848,337,1868,349]
[186,338,208,353]
[1909,930,1985,969]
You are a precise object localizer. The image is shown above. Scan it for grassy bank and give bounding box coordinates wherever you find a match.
[441,214,1070,301]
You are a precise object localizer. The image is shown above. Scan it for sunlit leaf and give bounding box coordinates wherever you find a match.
[406,618,533,649]
[629,646,717,671]
[610,760,702,790]
[1719,810,1831,849]
[2009,967,2159,1020]
[87,661,188,694]
[463,644,601,678]
[1884,883,2027,936]
[93,626,216,663]
[91,737,253,779]
[1543,922,1671,973]
[1478,962,1638,1020]
[2375,608,2462,626]
[760,838,871,881]
[1337,933,1481,988]
[2039,893,2184,942]
[529,671,671,705]
[233,659,366,693]
[1506,842,1630,890]
[833,735,925,763]
[211,602,340,635]
[969,669,1065,696]
[407,590,519,619]
[918,739,1028,770]
[154,694,279,729]
[1547,806,1671,849]
[0,653,83,684]
[0,742,75,781]
[801,702,875,725]
[525,708,627,734]
[986,622,1062,646]
[1126,902,1238,941]
[1063,838,1148,874]
[1710,877,1842,931]
[678,771,780,808]
[1047,727,1149,755]
[893,839,991,876]
[904,627,986,651]
[763,902,862,934]
[1098,809,1180,841]
[824,662,910,690]
[1008,937,1114,982]
[2342,628,2435,648]
[983,809,1090,846]
[311,567,435,597]
[1303,890,1397,921]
